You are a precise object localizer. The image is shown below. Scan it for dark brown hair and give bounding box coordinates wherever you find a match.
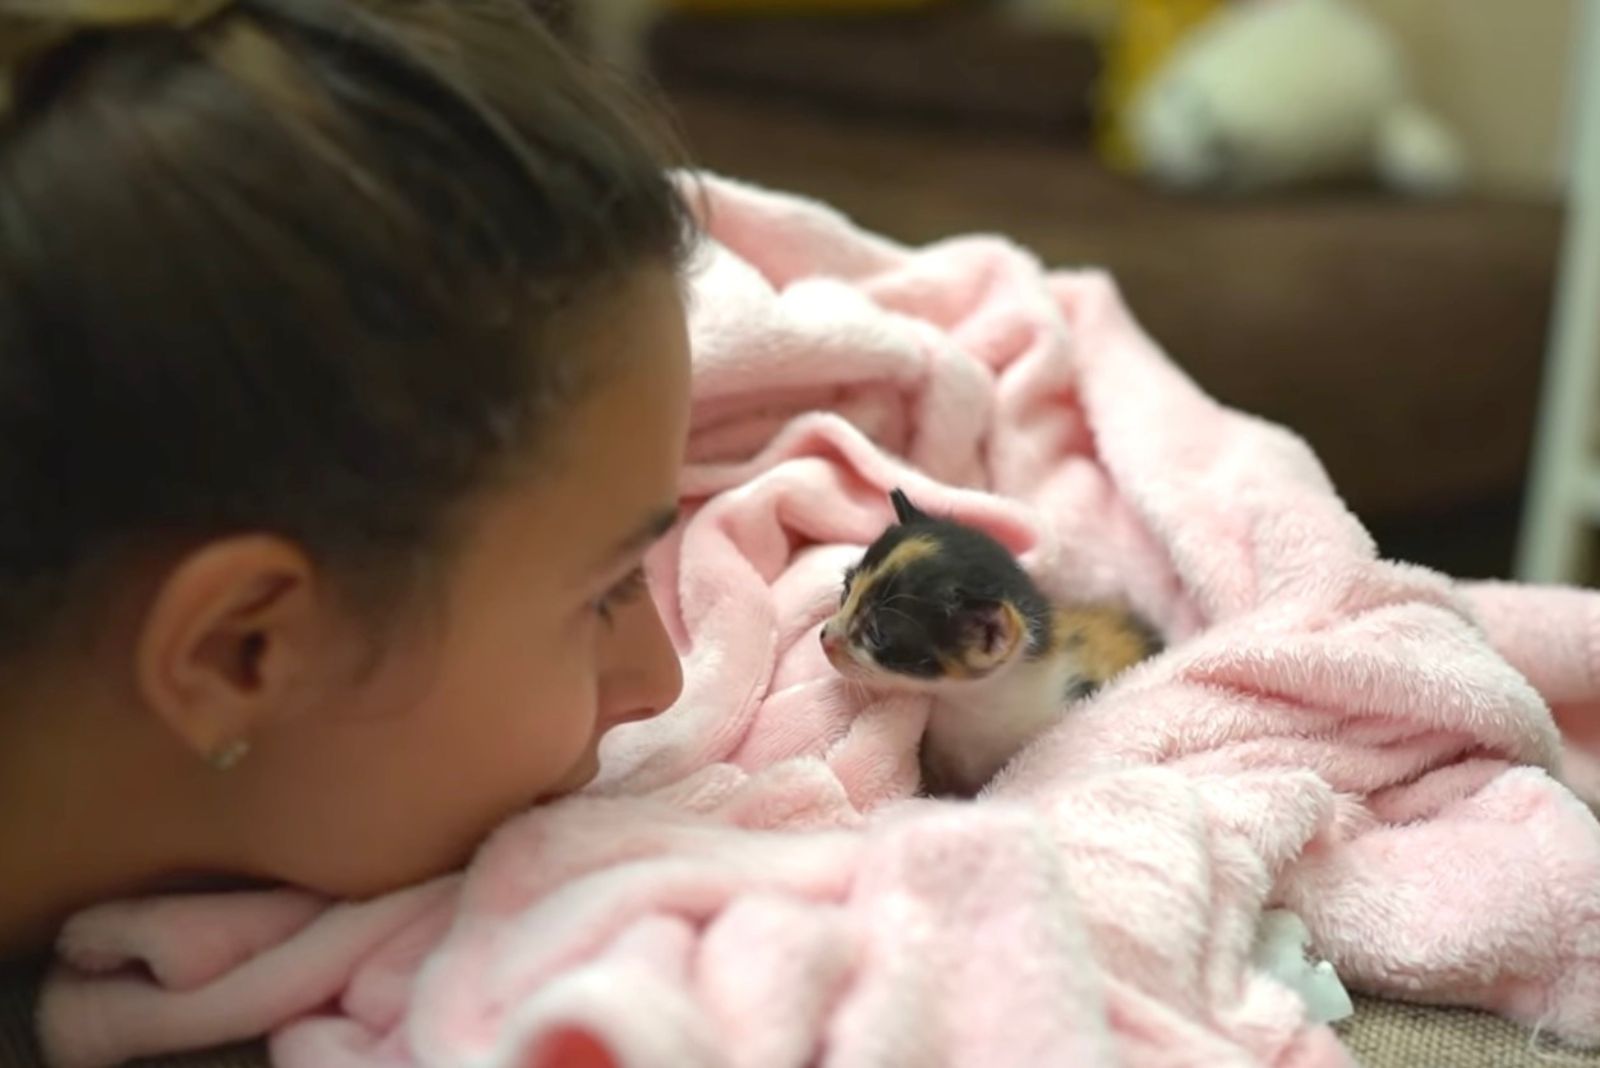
[0,0,693,654]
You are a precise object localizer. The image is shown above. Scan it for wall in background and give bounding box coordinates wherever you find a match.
[1011,0,1578,197]
[1356,0,1577,197]
[1356,0,1580,195]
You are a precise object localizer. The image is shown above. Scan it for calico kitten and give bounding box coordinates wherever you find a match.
[821,489,1161,797]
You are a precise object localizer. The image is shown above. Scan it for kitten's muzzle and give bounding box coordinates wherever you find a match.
[819,621,844,655]
[819,619,858,673]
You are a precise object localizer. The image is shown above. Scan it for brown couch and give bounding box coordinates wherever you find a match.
[649,6,1561,577]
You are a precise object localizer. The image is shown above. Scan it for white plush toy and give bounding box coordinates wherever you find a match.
[1252,910,1355,1025]
[1126,0,1465,194]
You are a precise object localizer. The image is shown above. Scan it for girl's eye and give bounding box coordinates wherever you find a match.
[594,567,649,625]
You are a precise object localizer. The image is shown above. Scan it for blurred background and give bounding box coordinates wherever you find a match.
[542,0,1592,583]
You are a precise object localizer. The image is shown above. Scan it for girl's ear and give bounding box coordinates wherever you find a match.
[889,488,926,526]
[135,536,336,767]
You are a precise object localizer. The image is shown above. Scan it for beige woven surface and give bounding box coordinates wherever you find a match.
[6,962,1600,1066]
[1340,996,1600,1067]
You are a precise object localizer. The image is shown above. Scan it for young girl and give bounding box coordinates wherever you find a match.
[0,0,694,957]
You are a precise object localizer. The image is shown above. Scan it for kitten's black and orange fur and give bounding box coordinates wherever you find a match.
[821,489,1161,796]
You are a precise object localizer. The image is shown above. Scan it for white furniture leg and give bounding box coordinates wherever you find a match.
[1517,0,1600,583]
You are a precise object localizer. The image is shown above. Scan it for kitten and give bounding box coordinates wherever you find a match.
[821,489,1162,797]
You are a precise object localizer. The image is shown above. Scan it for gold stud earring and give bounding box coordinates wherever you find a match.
[208,739,251,772]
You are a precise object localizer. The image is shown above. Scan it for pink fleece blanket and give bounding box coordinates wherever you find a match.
[38,175,1600,1067]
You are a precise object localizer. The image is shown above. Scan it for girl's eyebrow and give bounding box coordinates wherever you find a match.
[593,505,679,571]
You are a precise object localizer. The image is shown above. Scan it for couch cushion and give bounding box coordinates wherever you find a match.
[650,6,1099,136]
[664,90,1559,520]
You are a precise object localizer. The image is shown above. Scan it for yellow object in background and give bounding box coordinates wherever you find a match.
[666,0,941,11]
[1095,0,1225,171]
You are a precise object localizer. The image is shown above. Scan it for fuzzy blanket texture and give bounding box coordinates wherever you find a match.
[36,175,1600,1068]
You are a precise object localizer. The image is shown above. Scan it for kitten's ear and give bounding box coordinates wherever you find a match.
[889,488,925,526]
[954,599,1027,675]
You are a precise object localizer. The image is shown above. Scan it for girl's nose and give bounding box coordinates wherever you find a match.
[599,596,683,729]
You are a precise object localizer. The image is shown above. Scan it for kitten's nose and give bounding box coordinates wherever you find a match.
[819,624,842,655]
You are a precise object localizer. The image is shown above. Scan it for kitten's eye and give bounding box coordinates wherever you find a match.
[859,619,884,652]
[840,565,860,605]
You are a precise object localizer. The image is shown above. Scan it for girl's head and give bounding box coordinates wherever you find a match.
[0,0,692,923]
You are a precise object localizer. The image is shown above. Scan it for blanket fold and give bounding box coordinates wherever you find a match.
[36,174,1600,1068]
